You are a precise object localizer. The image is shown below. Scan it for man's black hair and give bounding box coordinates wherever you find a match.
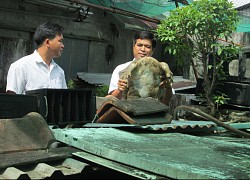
[133,31,156,49]
[34,22,64,47]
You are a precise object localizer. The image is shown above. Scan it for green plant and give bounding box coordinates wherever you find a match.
[67,79,75,89]
[96,85,109,97]
[156,0,239,116]
[212,92,230,110]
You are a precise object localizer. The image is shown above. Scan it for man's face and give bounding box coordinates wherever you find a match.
[48,34,64,58]
[133,38,153,60]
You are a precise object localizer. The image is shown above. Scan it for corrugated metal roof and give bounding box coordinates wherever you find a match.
[77,72,112,86]
[0,158,90,179]
[83,121,250,133]
[83,120,216,132]
[0,145,93,180]
[0,146,162,179]
[133,120,216,131]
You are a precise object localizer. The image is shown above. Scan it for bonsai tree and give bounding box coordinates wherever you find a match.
[156,0,239,116]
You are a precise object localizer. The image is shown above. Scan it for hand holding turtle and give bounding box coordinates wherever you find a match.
[117,79,127,92]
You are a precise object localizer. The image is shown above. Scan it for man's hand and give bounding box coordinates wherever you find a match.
[117,79,127,92]
[108,79,127,100]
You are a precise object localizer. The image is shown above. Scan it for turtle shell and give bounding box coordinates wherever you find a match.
[119,57,172,100]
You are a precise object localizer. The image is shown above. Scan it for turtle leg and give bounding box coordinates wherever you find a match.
[159,62,173,88]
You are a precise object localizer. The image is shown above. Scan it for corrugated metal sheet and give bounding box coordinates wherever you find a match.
[77,72,112,86]
[130,120,216,131]
[83,121,250,132]
[0,157,91,179]
[83,120,216,132]
[0,146,158,180]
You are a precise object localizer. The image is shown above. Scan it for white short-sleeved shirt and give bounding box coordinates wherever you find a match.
[6,50,67,94]
[108,59,175,95]
[108,60,133,94]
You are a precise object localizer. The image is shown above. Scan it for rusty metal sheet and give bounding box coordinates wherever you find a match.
[95,98,171,125]
[97,98,169,116]
[96,106,136,124]
[51,127,250,179]
[95,106,171,125]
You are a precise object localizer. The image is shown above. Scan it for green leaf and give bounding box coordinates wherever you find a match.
[155,0,238,115]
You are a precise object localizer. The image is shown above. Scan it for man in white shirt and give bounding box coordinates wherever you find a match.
[107,31,173,105]
[6,22,67,94]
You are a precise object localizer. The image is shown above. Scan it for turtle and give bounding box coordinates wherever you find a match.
[119,57,173,101]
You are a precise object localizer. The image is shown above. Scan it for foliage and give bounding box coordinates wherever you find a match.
[96,85,109,97]
[67,79,75,89]
[67,79,109,97]
[212,92,230,110]
[156,0,239,116]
